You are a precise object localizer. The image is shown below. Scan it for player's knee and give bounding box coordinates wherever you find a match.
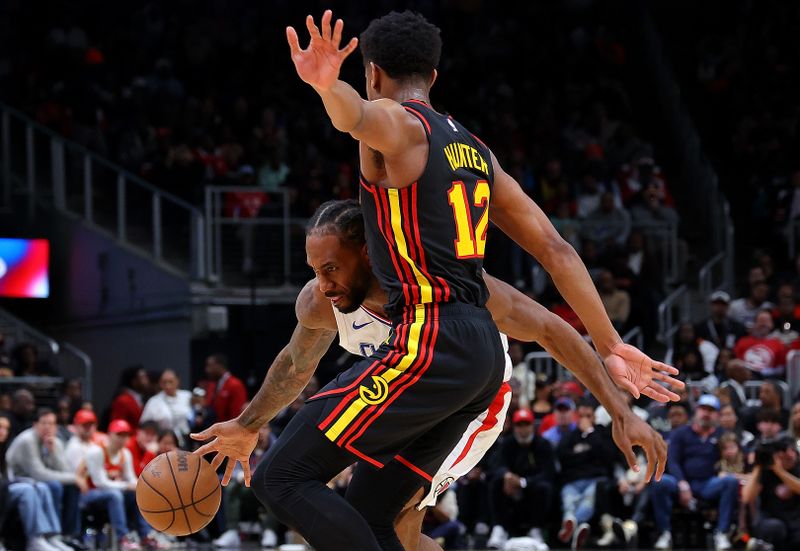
[251,453,295,511]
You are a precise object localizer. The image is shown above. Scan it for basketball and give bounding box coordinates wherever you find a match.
[136,450,221,536]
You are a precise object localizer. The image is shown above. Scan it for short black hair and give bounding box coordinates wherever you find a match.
[756,408,782,424]
[360,11,441,81]
[35,408,55,422]
[138,420,160,433]
[306,199,365,248]
[209,353,229,370]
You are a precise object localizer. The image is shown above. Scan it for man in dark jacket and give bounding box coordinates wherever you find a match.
[556,400,616,549]
[486,408,555,551]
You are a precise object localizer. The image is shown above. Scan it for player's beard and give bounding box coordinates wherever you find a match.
[335,269,371,314]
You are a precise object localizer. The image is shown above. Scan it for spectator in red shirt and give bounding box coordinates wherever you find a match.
[125,420,158,477]
[203,354,247,422]
[734,309,788,378]
[109,366,150,430]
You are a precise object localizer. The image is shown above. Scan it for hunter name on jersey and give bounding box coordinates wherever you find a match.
[443,142,489,176]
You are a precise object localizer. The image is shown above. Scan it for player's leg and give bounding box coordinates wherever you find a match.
[394,488,444,551]
[250,408,382,551]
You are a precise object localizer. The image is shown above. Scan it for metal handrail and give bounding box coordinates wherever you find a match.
[657,284,690,344]
[621,326,644,351]
[0,102,206,279]
[630,220,679,285]
[698,252,725,301]
[0,308,59,355]
[61,342,93,402]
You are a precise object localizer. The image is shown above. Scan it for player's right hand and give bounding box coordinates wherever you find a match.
[190,419,259,487]
[286,9,359,91]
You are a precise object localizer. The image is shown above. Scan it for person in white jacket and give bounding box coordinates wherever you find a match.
[139,369,193,444]
[81,419,158,550]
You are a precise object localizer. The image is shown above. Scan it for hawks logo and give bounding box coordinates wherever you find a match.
[359,375,389,405]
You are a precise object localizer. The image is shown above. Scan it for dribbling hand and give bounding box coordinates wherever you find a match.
[604,342,685,402]
[190,419,259,487]
[286,10,359,91]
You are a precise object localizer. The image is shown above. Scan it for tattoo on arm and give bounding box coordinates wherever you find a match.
[238,325,336,430]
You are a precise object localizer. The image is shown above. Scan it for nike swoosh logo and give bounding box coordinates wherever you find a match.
[352,320,374,330]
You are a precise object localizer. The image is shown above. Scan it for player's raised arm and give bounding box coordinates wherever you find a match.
[191,280,337,486]
[487,153,683,401]
[286,10,425,157]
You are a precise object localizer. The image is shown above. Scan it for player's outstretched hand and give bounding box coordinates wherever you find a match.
[190,419,259,487]
[611,410,668,482]
[286,9,359,91]
[604,342,685,403]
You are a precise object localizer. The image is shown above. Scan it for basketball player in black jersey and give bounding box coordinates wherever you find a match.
[193,200,675,551]
[198,11,682,551]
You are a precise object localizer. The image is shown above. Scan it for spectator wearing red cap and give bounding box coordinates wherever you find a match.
[65,409,107,473]
[203,354,247,422]
[486,408,555,550]
[82,419,160,550]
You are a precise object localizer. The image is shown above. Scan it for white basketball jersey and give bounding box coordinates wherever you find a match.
[332,306,393,358]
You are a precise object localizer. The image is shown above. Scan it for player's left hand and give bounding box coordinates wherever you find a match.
[604,342,684,402]
[611,410,668,482]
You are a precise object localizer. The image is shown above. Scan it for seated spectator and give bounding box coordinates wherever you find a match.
[530,374,554,430]
[734,310,788,378]
[125,421,158,477]
[0,414,72,551]
[756,409,785,442]
[549,201,582,252]
[139,369,193,443]
[648,395,738,551]
[663,401,691,440]
[580,191,631,251]
[729,281,775,328]
[486,409,554,551]
[82,419,161,550]
[8,388,36,437]
[719,404,755,450]
[55,398,73,443]
[508,342,534,408]
[540,397,577,447]
[601,452,649,548]
[647,385,690,435]
[665,322,720,376]
[65,409,107,473]
[742,437,800,551]
[156,430,179,455]
[629,181,679,227]
[717,432,747,479]
[213,425,279,549]
[596,270,630,330]
[740,381,790,434]
[695,291,747,351]
[6,409,87,547]
[11,344,53,377]
[110,366,151,430]
[556,402,615,549]
[790,402,800,449]
[771,284,800,344]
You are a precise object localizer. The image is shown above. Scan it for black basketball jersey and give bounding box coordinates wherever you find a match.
[360,99,495,316]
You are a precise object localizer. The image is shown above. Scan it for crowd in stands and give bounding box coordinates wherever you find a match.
[0,0,683,341]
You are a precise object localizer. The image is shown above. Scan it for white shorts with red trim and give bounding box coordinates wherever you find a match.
[417,340,513,509]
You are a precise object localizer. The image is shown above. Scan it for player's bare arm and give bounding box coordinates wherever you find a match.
[191,280,336,486]
[488,152,684,403]
[485,274,668,480]
[286,10,427,184]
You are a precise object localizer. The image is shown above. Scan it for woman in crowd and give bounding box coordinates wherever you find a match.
[139,369,192,444]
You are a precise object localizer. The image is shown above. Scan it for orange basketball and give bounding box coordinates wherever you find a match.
[136,450,221,536]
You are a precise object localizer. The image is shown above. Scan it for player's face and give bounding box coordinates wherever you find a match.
[307,234,373,314]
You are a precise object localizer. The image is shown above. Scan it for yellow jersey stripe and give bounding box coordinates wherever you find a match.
[324,304,426,441]
[387,189,433,303]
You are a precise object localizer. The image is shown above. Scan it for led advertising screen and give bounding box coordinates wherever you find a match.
[0,238,50,298]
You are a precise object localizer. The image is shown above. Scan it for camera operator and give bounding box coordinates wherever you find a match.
[743,437,800,550]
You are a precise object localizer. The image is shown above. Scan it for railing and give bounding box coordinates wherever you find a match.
[631,220,680,286]
[205,186,308,286]
[657,284,690,344]
[786,350,800,403]
[524,326,645,383]
[0,307,92,401]
[698,252,725,301]
[0,103,205,279]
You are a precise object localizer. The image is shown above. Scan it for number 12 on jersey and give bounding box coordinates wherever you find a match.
[447,180,490,259]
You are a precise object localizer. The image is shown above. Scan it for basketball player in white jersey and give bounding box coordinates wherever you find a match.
[193,199,680,551]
